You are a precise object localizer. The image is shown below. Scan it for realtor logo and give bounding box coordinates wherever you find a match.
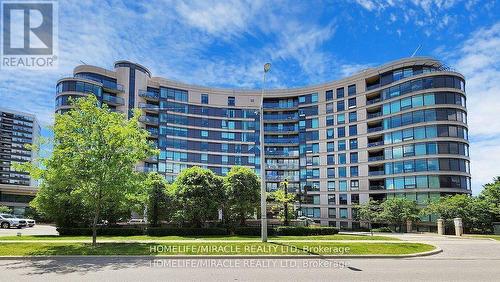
[1,0,58,69]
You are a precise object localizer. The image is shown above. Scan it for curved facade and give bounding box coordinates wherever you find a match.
[55,57,471,230]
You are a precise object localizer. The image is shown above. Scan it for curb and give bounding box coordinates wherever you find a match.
[0,247,442,260]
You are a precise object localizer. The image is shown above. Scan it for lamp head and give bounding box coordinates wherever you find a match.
[264,63,271,73]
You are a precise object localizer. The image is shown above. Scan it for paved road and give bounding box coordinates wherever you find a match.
[0,225,58,236]
[0,233,498,281]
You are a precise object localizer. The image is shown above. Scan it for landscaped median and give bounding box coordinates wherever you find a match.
[0,234,438,257]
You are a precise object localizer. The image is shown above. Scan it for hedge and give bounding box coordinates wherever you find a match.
[146,227,229,236]
[57,227,144,236]
[56,226,339,236]
[275,226,339,236]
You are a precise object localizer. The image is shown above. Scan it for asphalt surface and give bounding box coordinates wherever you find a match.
[0,233,498,281]
[0,224,58,236]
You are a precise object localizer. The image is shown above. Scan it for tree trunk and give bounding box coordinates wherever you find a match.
[92,207,100,246]
[284,202,289,226]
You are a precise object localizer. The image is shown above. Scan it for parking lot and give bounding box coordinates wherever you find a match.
[0,224,58,236]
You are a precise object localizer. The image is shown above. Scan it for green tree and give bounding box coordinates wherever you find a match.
[424,194,494,233]
[145,172,172,227]
[224,166,260,226]
[353,200,381,235]
[379,198,420,232]
[19,96,157,245]
[0,206,11,214]
[479,177,500,220]
[271,180,296,225]
[169,167,225,227]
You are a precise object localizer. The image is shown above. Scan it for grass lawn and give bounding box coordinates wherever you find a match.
[0,234,399,241]
[465,234,500,241]
[0,241,433,256]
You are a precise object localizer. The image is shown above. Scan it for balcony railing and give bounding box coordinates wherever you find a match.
[136,166,157,173]
[138,102,159,111]
[367,112,382,119]
[139,116,159,124]
[102,94,125,105]
[265,151,300,157]
[265,163,300,170]
[264,137,299,144]
[367,126,383,133]
[369,185,385,190]
[367,141,384,147]
[265,175,300,182]
[147,128,159,137]
[139,90,159,100]
[368,171,385,176]
[366,98,381,105]
[368,156,384,162]
[263,114,299,121]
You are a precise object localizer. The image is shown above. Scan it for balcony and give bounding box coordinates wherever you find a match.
[139,116,159,125]
[264,137,299,145]
[367,112,382,119]
[367,141,384,147]
[103,83,124,93]
[265,163,300,170]
[368,155,384,162]
[102,94,125,106]
[366,97,381,105]
[139,90,159,101]
[263,114,299,122]
[147,128,158,138]
[369,185,385,190]
[136,166,157,173]
[368,170,385,176]
[138,102,159,112]
[367,126,383,133]
[265,175,300,182]
[265,151,300,157]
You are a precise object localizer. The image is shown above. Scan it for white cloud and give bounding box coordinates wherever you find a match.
[442,22,500,194]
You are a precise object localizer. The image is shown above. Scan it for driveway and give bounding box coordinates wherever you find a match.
[0,224,58,236]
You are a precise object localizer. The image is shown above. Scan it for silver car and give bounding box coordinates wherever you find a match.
[0,214,27,229]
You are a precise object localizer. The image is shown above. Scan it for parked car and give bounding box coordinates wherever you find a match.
[127,218,146,224]
[0,214,27,229]
[22,218,36,227]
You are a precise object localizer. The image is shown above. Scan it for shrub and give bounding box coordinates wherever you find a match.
[57,227,144,236]
[275,226,339,236]
[233,226,277,236]
[146,227,228,236]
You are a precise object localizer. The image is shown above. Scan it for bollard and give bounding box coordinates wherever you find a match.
[437,219,445,235]
[454,218,463,236]
[406,220,412,233]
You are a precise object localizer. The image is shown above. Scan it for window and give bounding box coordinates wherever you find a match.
[350,180,359,189]
[311,118,319,128]
[340,208,348,219]
[337,113,345,124]
[201,94,208,104]
[201,130,209,138]
[350,166,359,177]
[339,194,348,205]
[337,100,345,112]
[201,153,208,162]
[311,93,318,103]
[338,153,346,164]
[327,168,335,178]
[328,208,336,218]
[326,103,334,114]
[228,96,235,106]
[336,87,344,98]
[326,115,334,126]
[327,181,335,191]
[349,138,358,149]
[349,111,357,122]
[328,195,336,205]
[351,194,360,204]
[327,155,335,165]
[348,98,356,108]
[326,90,333,101]
[327,142,335,152]
[338,127,345,138]
[339,167,347,177]
[348,84,356,96]
[327,128,334,138]
[350,152,358,163]
[338,140,346,151]
[349,125,357,136]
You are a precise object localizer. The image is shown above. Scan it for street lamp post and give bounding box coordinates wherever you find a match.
[260,63,271,242]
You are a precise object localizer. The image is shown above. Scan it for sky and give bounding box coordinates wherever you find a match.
[0,0,499,195]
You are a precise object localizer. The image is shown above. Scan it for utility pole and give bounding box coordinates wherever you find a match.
[260,63,271,242]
